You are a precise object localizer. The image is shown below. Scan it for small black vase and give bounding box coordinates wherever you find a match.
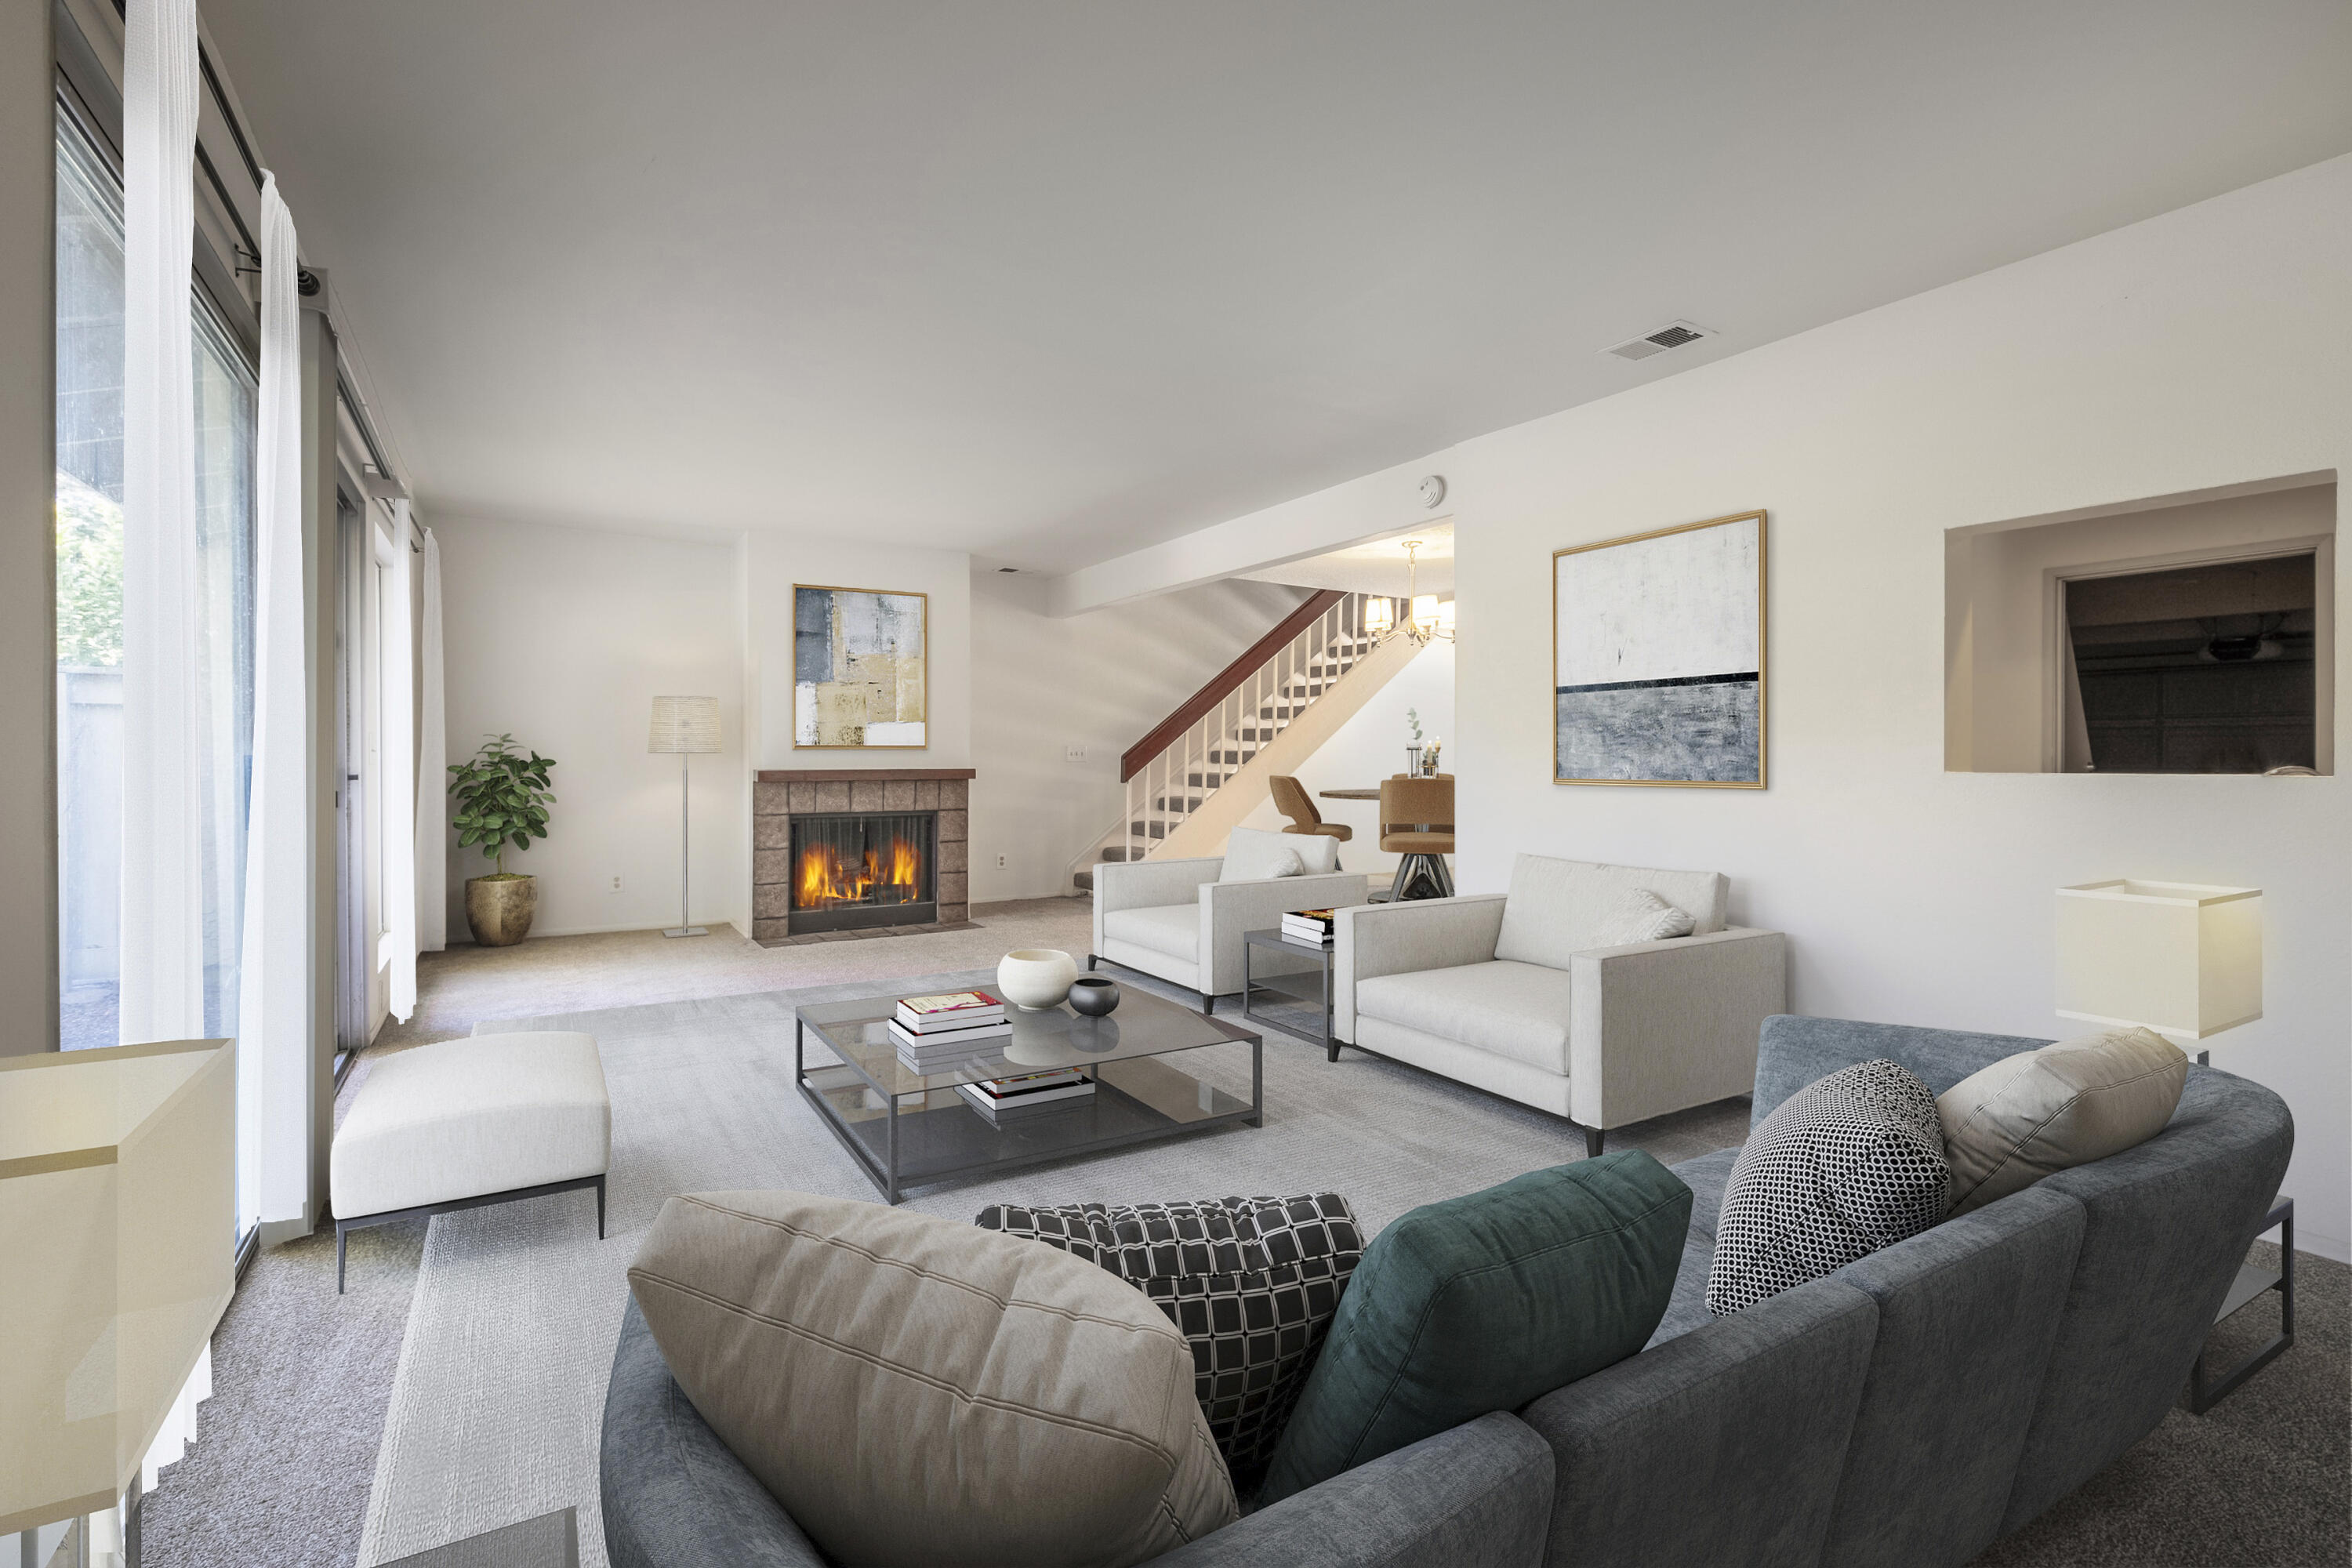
[1069,976,1121,1016]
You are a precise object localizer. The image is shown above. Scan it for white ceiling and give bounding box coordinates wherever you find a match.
[201,2,2352,568]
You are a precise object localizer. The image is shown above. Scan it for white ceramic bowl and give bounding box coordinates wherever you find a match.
[996,949,1079,1011]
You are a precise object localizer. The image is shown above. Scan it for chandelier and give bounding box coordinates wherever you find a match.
[1363,539,1455,646]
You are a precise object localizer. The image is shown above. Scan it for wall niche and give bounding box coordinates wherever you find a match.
[1944,474,2336,775]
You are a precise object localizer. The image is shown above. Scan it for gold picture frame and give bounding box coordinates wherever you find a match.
[791,583,930,750]
[1551,510,1767,788]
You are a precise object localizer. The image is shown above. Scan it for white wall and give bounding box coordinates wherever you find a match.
[971,571,1308,900]
[436,516,744,938]
[1449,155,2350,1257]
[1236,640,1455,879]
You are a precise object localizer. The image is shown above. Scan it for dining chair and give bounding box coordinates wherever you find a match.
[1377,775,1455,900]
[1270,775,1352,845]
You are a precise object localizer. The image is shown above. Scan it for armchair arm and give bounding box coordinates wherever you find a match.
[1333,896,1507,1040]
[1198,873,1370,995]
[1567,927,1786,1131]
[1150,1412,1553,1568]
[1094,858,1222,959]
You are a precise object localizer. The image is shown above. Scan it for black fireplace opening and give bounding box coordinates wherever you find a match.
[789,811,938,933]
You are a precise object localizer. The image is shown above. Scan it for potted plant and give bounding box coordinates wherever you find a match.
[450,733,556,946]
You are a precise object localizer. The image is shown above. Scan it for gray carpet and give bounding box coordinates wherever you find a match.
[137,964,2350,1567]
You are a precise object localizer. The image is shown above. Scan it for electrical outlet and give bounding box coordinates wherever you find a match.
[1065,744,1087,761]
[610,874,622,893]
[996,854,1007,868]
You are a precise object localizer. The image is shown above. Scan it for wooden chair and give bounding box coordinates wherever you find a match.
[1378,775,1455,900]
[1270,775,1352,845]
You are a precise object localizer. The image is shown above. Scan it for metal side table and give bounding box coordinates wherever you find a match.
[2187,1196,2294,1414]
[1242,927,1338,1062]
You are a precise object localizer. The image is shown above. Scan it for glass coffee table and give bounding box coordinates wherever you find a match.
[795,987,1264,1202]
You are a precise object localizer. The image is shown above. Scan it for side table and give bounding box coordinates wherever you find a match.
[1242,928,1338,1062]
[2187,1196,2294,1414]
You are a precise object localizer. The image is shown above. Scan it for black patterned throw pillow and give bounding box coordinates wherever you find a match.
[1707,1059,1949,1316]
[976,1193,1363,1478]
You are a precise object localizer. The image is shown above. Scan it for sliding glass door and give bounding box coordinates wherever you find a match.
[53,105,262,1240]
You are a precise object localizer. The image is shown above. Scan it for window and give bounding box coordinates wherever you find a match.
[54,105,261,1235]
[1944,477,2336,774]
[2065,554,2318,773]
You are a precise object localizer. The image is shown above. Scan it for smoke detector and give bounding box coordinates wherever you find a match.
[1604,319,1717,361]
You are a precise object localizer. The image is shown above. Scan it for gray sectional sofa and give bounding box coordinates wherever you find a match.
[600,1014,2293,1568]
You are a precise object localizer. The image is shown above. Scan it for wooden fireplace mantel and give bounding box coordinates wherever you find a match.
[754,768,976,782]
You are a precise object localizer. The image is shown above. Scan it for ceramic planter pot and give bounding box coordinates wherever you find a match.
[996,949,1078,1011]
[466,874,537,947]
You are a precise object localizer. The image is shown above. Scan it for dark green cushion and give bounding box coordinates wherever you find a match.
[1256,1150,1691,1503]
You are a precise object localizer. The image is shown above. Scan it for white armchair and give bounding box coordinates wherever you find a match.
[1333,853,1785,1153]
[1091,836,1368,1013]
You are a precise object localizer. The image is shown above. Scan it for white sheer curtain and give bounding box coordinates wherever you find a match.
[416,528,448,952]
[242,172,310,1227]
[385,502,419,1020]
[118,0,205,1045]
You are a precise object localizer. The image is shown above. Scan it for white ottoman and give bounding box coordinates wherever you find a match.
[331,1031,611,1291]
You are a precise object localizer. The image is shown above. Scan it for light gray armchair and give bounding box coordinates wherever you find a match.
[1092,844,1367,1013]
[1333,854,1785,1153]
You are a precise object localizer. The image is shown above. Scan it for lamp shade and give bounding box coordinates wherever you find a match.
[2,1038,234,1534]
[2055,880,2262,1041]
[648,695,720,755]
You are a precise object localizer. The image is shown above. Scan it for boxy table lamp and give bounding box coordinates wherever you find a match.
[2,1038,234,1560]
[2056,880,2263,1065]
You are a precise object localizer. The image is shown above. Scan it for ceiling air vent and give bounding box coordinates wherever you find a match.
[1605,319,1716,361]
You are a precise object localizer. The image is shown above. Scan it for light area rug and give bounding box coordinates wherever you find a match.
[356,967,1748,1566]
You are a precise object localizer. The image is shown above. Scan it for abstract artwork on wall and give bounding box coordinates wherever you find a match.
[1552,510,1766,787]
[793,584,927,748]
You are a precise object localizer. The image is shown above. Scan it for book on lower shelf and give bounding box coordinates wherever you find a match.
[1282,907,1338,946]
[957,1069,1096,1121]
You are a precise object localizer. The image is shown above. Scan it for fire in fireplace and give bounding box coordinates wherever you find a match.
[789,811,937,933]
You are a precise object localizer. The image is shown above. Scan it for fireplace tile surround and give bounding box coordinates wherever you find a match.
[752,769,974,946]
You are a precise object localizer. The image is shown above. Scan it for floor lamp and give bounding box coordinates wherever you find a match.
[650,696,720,938]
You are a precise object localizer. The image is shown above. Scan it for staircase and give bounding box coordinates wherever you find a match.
[1069,591,1385,891]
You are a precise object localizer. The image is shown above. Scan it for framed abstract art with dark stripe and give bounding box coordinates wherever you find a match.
[1552,510,1766,787]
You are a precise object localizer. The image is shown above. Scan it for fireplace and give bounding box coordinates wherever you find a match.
[788,811,937,934]
[751,770,971,946]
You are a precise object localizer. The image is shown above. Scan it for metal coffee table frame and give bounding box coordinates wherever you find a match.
[796,990,1264,1203]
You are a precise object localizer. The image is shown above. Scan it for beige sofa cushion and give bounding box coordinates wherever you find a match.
[1937,1028,2189,1215]
[628,1189,1236,1568]
[1102,902,1201,961]
[1355,959,1577,1073]
[1493,855,1727,970]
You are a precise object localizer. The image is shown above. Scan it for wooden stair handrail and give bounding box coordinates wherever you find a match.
[1120,590,1346,781]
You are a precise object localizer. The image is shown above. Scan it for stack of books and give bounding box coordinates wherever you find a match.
[890,990,1011,1067]
[956,1069,1095,1123]
[1282,908,1338,947]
